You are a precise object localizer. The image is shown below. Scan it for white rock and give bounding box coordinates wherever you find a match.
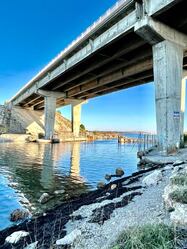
[54,190,65,195]
[170,203,187,227]
[111,184,117,190]
[56,229,81,245]
[142,170,162,187]
[164,165,173,170]
[173,160,184,166]
[20,197,30,205]
[38,193,50,204]
[5,231,29,244]
[162,184,179,210]
[24,241,38,249]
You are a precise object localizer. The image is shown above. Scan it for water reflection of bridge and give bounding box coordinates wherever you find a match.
[0,142,89,212]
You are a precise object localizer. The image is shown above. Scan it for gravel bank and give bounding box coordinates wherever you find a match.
[66,168,172,249]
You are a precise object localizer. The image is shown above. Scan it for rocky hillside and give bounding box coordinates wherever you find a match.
[0,105,72,137]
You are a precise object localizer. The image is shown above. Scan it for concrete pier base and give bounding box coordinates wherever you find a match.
[153,40,184,154]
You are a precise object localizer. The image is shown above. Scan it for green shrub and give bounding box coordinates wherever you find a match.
[0,125,7,134]
[184,134,187,144]
[171,174,187,186]
[111,224,176,249]
[169,188,187,204]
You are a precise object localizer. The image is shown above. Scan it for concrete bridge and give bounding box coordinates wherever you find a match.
[8,0,187,153]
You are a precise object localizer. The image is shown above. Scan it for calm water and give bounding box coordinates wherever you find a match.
[0,139,139,230]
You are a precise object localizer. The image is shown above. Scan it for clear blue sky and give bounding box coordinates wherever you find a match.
[0,0,186,132]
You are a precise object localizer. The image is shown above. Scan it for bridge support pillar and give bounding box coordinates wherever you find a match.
[71,100,87,137]
[153,40,184,154]
[36,90,65,140]
[44,95,56,140]
[71,103,82,137]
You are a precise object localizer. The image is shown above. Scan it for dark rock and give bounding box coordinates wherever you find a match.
[137,151,144,159]
[105,174,112,181]
[10,209,30,222]
[115,168,124,177]
[97,182,105,189]
[89,192,142,224]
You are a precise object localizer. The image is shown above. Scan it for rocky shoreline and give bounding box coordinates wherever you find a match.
[0,151,187,249]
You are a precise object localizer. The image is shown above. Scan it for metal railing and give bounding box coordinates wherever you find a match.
[138,133,157,153]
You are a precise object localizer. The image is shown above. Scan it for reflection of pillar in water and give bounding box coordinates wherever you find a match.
[70,143,84,184]
[40,144,54,189]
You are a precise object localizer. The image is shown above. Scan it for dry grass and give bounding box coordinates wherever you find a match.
[169,188,187,204]
[171,174,187,186]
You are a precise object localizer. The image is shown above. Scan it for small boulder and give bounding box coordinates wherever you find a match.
[111,184,117,190]
[10,209,30,222]
[105,174,111,181]
[164,165,173,170]
[56,229,81,246]
[139,159,146,165]
[173,160,184,166]
[19,196,30,205]
[5,231,29,244]
[24,241,38,249]
[97,181,105,189]
[170,203,187,227]
[54,190,65,195]
[115,168,124,177]
[137,151,144,159]
[142,170,162,187]
[172,166,184,175]
[38,193,50,204]
[8,182,18,188]
[162,184,179,210]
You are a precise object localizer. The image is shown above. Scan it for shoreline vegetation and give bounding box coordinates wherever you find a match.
[1,150,187,249]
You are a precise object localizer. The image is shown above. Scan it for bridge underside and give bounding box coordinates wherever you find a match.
[9,0,187,152]
[16,0,187,110]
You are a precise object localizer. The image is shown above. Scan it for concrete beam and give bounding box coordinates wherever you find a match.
[75,71,153,99]
[67,57,152,97]
[63,46,152,94]
[135,16,187,47]
[36,90,66,98]
[153,40,184,154]
[144,0,181,16]
[53,39,146,91]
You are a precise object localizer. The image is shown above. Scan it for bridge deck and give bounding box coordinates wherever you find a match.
[10,0,187,110]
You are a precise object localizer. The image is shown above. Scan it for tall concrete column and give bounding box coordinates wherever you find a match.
[180,71,187,147]
[153,40,184,153]
[36,90,65,140]
[72,103,82,137]
[44,95,56,140]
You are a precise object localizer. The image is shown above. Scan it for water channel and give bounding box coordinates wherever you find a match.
[0,138,139,230]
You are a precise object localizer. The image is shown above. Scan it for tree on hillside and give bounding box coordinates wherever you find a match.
[57,110,61,115]
[80,124,86,131]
